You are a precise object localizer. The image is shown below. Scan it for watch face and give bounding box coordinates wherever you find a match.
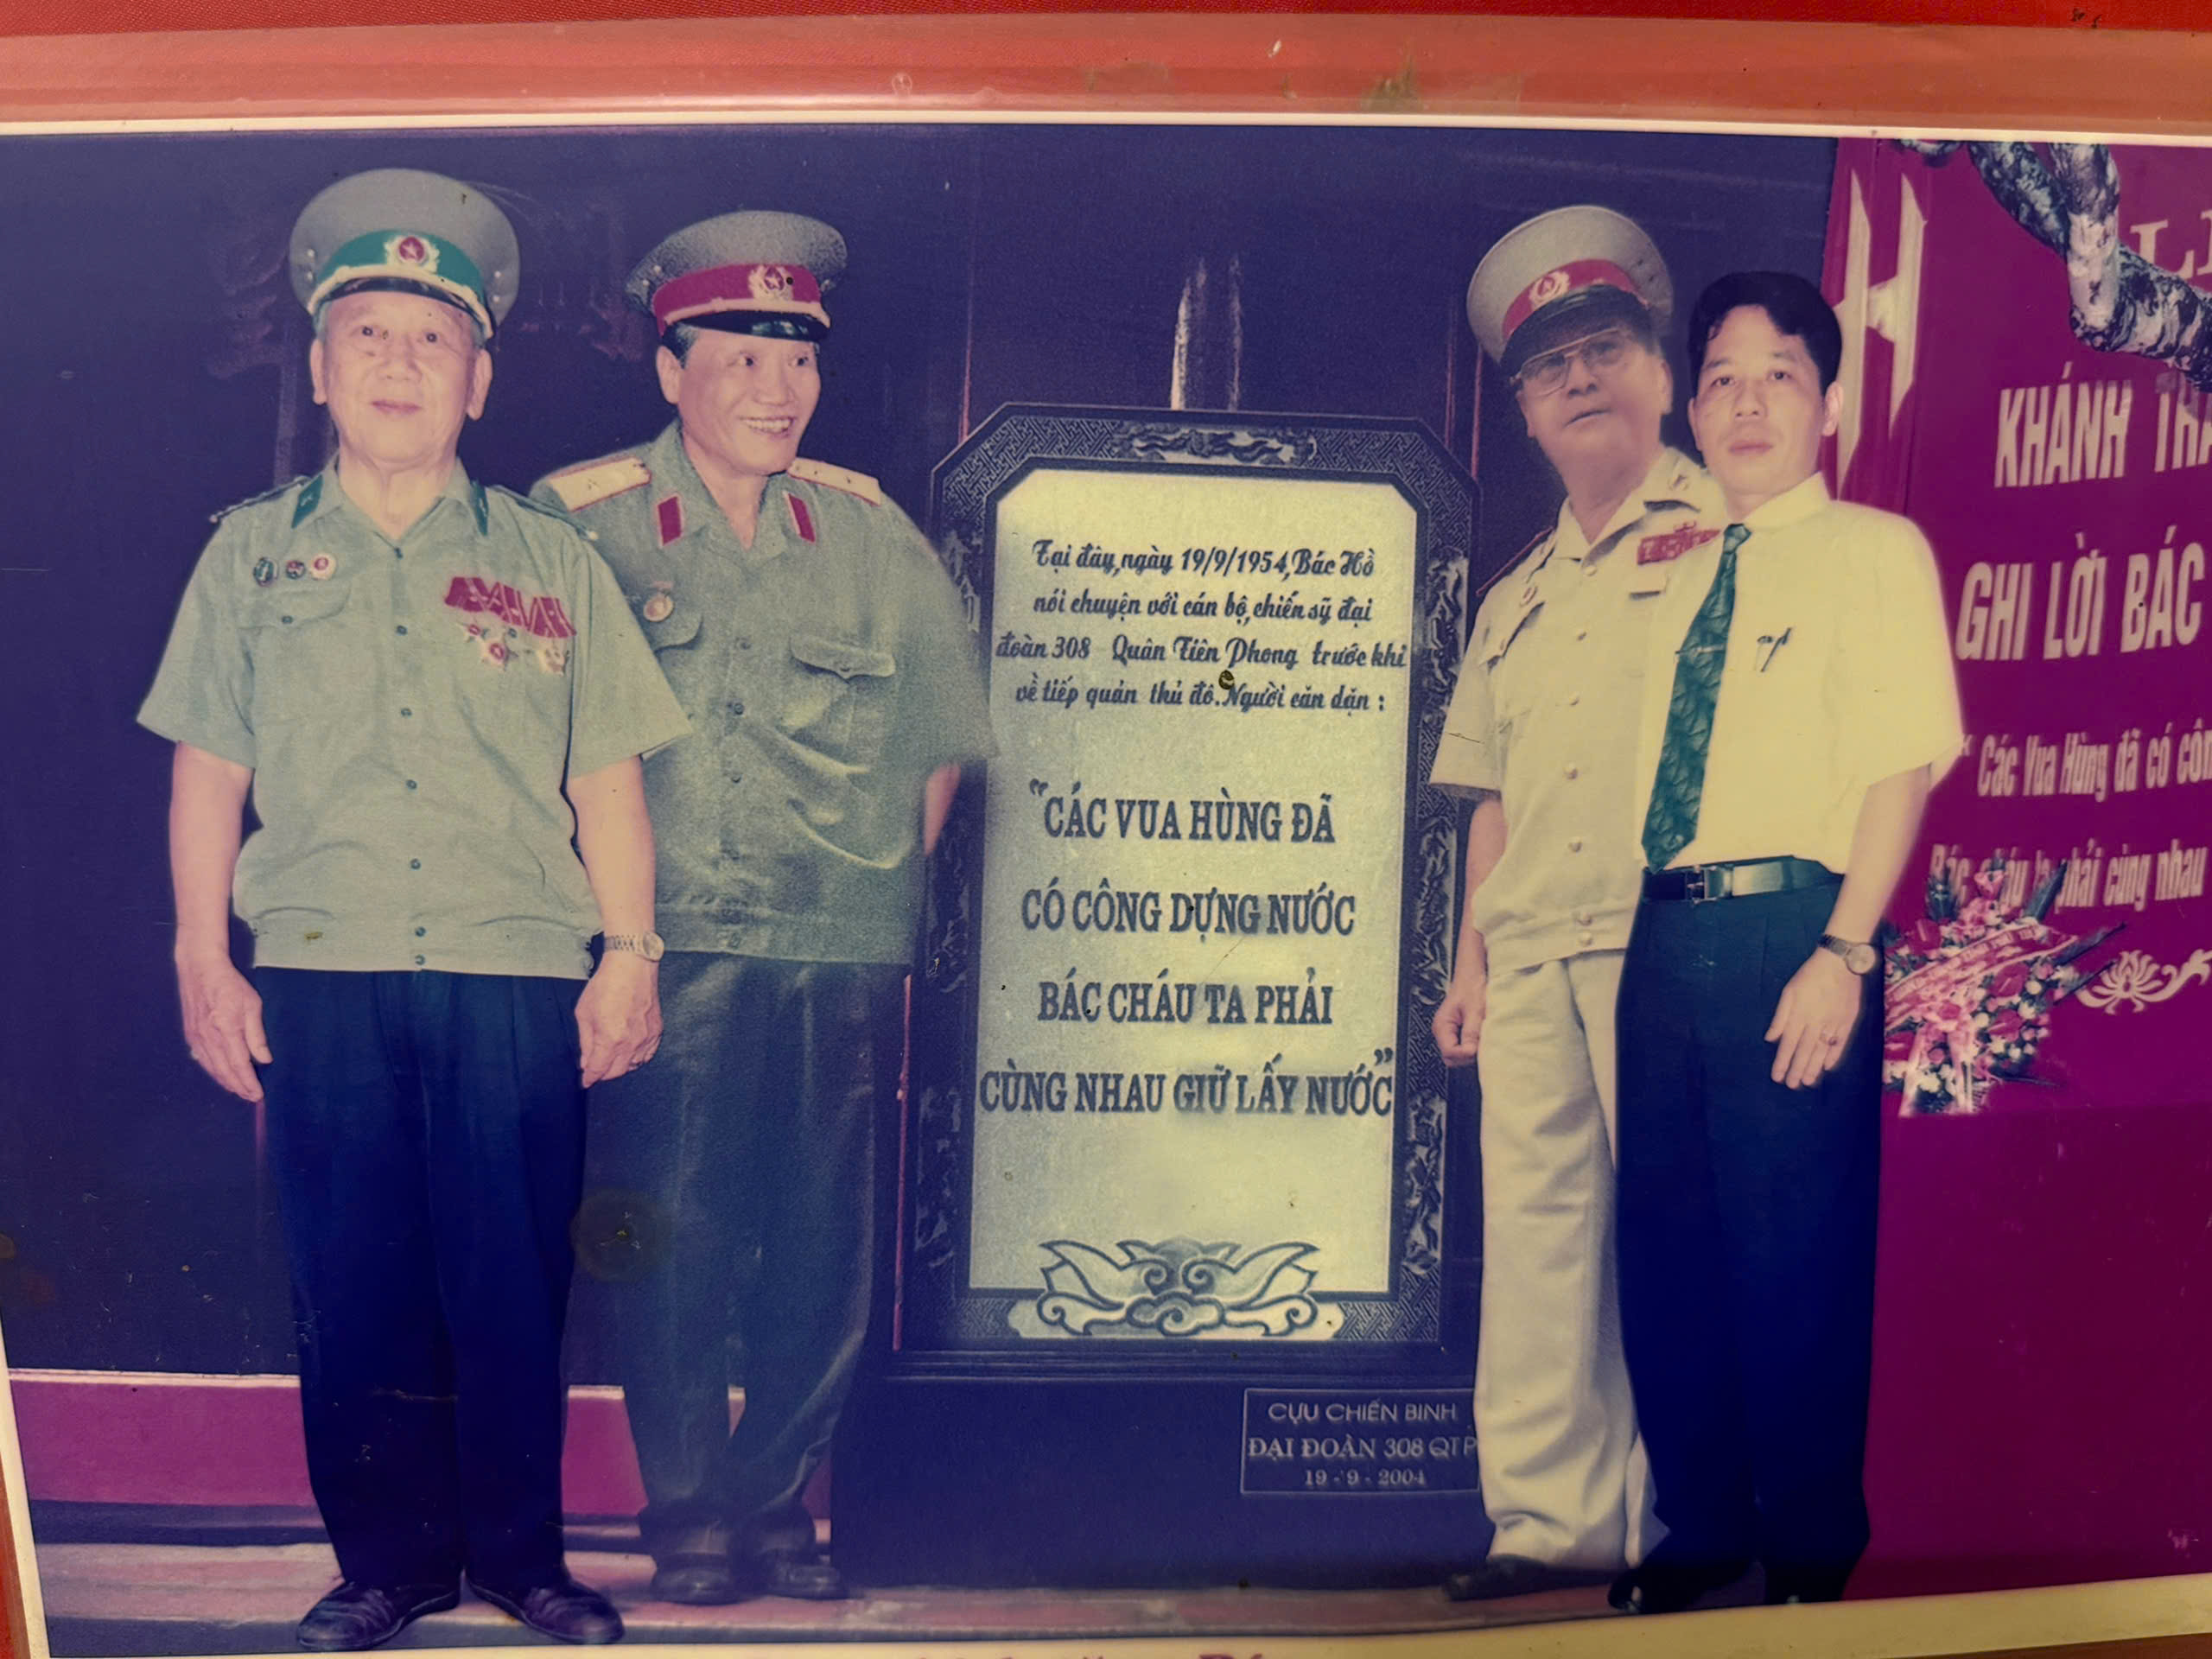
[1851,942,1880,976]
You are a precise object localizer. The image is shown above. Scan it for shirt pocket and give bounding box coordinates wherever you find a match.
[243,584,356,728]
[782,631,897,766]
[634,592,708,706]
[639,593,702,653]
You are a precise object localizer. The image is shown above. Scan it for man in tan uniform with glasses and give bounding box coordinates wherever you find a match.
[1428,205,1724,1601]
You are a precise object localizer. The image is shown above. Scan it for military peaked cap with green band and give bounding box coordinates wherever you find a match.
[289,168,521,337]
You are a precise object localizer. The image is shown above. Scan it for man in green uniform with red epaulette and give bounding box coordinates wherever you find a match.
[534,210,993,1607]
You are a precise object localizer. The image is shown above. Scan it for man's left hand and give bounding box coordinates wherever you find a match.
[575,953,663,1086]
[1764,950,1866,1090]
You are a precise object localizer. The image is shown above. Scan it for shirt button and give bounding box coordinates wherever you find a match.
[409,859,422,870]
[414,955,426,967]
[400,707,413,718]
[405,779,417,791]
[414,926,427,938]
[1574,909,1593,925]
[1568,836,1584,852]
[1568,693,1580,706]
[727,699,745,717]
[395,625,408,636]
[1565,764,1580,779]
[280,614,294,625]
[1575,628,1588,641]
[1579,931,1596,947]
[737,637,753,650]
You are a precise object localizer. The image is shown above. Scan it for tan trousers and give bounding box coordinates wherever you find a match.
[1471,949,1657,1568]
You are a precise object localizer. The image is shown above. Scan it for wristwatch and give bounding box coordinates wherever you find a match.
[601,931,666,963]
[1818,934,1879,976]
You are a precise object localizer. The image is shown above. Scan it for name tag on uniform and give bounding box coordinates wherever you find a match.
[1636,524,1719,565]
[1629,523,1718,595]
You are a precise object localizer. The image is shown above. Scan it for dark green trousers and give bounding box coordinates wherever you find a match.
[584,954,906,1563]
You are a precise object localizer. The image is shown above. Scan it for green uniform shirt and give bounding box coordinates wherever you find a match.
[535,423,995,964]
[139,461,692,979]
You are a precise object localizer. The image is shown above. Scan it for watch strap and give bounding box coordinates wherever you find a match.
[1819,933,1878,976]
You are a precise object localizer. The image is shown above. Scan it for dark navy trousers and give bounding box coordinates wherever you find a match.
[1614,884,1881,1601]
[582,955,906,1564]
[256,968,586,1592]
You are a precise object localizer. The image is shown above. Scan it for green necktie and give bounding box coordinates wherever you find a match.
[1640,522,1749,870]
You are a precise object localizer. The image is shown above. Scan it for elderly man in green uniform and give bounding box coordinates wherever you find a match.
[535,211,992,1606]
[1427,206,1726,1599]
[139,168,689,1650]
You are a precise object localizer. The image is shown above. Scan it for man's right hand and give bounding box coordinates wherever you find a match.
[176,953,271,1103]
[1432,969,1489,1069]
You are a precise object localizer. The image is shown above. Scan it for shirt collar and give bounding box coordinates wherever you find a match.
[1553,446,1708,562]
[1738,470,1832,534]
[304,455,485,537]
[659,418,791,563]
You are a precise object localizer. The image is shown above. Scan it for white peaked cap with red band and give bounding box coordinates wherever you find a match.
[1465,204,1672,373]
[625,210,848,340]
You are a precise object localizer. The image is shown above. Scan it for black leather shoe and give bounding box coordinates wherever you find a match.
[649,1554,749,1606]
[1608,1557,1751,1615]
[754,1549,849,1601]
[296,1582,460,1650]
[1444,1556,1614,1601]
[1764,1567,1851,1605]
[470,1576,625,1644]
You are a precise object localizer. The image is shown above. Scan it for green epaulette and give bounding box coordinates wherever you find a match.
[209,474,313,525]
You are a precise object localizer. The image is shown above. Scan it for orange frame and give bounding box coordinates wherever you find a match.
[2,14,2210,1659]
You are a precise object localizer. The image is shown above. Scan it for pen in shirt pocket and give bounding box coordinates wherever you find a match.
[1756,626,1793,671]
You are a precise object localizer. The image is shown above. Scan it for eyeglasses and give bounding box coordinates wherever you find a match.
[1513,328,1639,396]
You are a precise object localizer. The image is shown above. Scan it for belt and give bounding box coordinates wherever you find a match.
[1641,856,1839,903]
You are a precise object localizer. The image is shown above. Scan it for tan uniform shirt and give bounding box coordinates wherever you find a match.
[1431,448,1726,972]
[1631,473,1965,874]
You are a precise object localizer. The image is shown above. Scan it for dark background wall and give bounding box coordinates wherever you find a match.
[0,119,1832,1380]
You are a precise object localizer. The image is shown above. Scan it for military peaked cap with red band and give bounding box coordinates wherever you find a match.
[1465,204,1672,377]
[625,210,847,341]
[289,168,520,338]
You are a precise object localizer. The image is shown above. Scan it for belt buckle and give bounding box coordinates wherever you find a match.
[1681,865,1710,903]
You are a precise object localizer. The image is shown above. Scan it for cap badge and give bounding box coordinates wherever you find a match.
[1531,268,1571,307]
[750,264,792,298]
[389,232,436,271]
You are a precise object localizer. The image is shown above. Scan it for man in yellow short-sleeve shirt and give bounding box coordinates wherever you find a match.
[1609,270,1963,1616]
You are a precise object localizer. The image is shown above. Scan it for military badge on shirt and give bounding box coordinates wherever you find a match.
[1636,523,1719,565]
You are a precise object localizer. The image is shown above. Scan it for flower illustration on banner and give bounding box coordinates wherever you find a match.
[2076,947,2212,1014]
[1020,1236,1326,1338]
[1885,857,2122,1116]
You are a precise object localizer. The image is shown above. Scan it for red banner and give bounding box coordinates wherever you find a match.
[1826,137,2212,1115]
